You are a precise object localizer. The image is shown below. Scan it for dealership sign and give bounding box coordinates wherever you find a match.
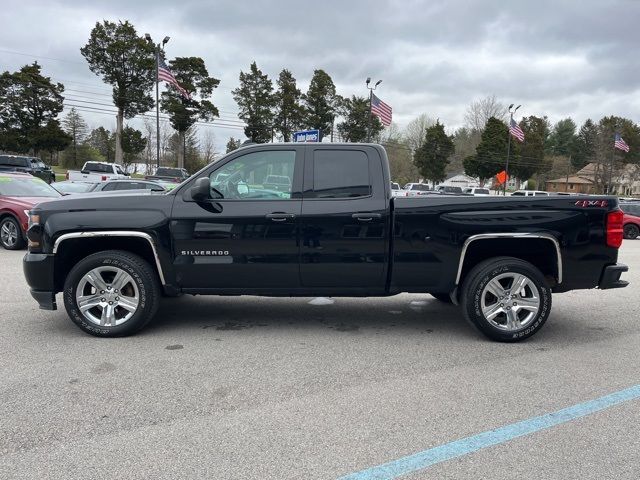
[293,130,320,142]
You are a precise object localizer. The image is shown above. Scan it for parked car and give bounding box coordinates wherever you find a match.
[620,202,640,239]
[0,172,61,250]
[463,187,491,196]
[263,174,292,192]
[89,179,167,193]
[0,155,56,184]
[435,185,464,195]
[145,167,190,183]
[403,183,432,196]
[24,143,628,342]
[66,162,129,182]
[52,181,98,195]
[511,190,549,196]
[391,182,406,197]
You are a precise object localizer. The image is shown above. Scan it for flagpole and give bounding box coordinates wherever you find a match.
[155,45,160,170]
[365,78,382,142]
[504,112,512,196]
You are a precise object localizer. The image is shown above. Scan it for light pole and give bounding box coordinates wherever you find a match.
[145,33,170,169]
[366,77,382,142]
[504,103,521,196]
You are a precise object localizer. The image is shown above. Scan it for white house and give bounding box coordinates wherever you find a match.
[437,174,481,189]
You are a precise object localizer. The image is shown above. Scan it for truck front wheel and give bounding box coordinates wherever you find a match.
[461,257,552,342]
[63,250,160,337]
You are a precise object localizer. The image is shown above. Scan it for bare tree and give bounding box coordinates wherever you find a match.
[464,95,507,131]
[142,118,156,174]
[201,129,218,164]
[403,113,436,151]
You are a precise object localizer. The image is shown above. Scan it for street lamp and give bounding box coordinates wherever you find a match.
[503,103,522,195]
[145,34,170,169]
[366,77,382,142]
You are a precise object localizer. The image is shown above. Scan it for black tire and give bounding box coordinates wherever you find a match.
[0,216,25,250]
[461,256,552,342]
[431,293,453,304]
[63,250,161,337]
[623,223,639,240]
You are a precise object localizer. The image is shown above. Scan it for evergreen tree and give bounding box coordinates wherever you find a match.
[61,108,88,167]
[413,121,455,184]
[85,127,115,162]
[232,62,275,143]
[337,95,383,142]
[546,118,577,156]
[303,69,340,139]
[463,116,509,180]
[226,137,242,153]
[0,62,67,154]
[161,56,219,168]
[81,20,156,163]
[273,69,304,141]
[121,125,147,169]
[572,119,597,170]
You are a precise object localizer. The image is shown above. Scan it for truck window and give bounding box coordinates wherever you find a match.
[209,150,295,200]
[309,150,370,199]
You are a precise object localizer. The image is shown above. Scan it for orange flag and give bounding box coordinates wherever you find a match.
[495,170,508,185]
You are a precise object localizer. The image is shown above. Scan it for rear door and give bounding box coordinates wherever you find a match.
[299,146,389,289]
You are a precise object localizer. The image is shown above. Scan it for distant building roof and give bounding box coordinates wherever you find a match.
[547,176,594,185]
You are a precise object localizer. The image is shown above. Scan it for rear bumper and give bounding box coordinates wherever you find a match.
[598,263,629,289]
[23,253,57,310]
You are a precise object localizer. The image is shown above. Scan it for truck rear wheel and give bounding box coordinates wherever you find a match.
[63,250,160,337]
[461,257,552,342]
[623,224,639,239]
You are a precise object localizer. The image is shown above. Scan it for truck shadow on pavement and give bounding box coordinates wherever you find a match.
[144,294,480,339]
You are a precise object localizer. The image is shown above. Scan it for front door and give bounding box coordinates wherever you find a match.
[171,147,303,291]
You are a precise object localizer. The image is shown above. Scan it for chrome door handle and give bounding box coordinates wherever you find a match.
[352,213,381,222]
[266,213,296,222]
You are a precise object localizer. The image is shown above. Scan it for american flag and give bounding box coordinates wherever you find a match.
[614,133,630,152]
[371,93,392,126]
[158,58,191,100]
[509,118,525,142]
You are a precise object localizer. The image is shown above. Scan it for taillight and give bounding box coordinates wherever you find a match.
[101,175,107,181]
[606,210,624,248]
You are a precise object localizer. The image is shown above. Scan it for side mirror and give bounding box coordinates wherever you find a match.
[189,177,210,201]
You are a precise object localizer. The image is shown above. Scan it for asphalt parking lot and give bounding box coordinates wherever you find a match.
[1,243,639,479]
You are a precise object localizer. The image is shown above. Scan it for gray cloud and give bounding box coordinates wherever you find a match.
[2,0,639,147]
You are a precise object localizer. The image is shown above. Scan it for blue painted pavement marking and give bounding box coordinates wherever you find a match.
[339,384,640,480]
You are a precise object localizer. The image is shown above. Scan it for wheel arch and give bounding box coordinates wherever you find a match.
[456,233,562,288]
[53,231,167,292]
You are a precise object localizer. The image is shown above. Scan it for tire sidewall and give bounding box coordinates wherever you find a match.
[624,224,639,239]
[466,260,552,342]
[64,254,152,337]
[1,217,24,250]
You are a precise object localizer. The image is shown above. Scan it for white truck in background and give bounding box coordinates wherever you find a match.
[66,162,129,182]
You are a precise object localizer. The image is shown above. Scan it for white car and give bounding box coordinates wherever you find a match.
[66,161,129,182]
[391,182,406,197]
[463,187,491,196]
[403,183,432,196]
[511,190,549,197]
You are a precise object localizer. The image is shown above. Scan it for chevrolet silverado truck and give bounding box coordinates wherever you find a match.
[23,143,629,341]
[66,161,129,182]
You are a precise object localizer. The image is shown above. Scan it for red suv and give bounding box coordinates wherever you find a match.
[620,202,640,240]
[0,172,61,250]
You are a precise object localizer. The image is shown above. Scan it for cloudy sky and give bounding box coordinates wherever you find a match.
[2,0,639,149]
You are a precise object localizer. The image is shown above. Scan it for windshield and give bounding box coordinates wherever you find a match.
[0,176,61,197]
[410,184,430,191]
[30,159,47,169]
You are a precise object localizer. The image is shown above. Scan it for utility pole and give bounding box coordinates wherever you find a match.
[145,34,170,170]
[504,103,521,196]
[366,77,382,142]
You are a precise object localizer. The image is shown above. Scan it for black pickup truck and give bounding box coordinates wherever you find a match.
[23,143,628,341]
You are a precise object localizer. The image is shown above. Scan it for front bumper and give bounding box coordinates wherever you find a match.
[598,263,629,289]
[23,253,57,310]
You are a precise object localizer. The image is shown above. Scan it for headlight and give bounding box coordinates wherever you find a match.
[27,212,42,251]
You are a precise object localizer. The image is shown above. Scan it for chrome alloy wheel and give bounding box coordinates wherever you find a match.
[480,273,540,331]
[1,220,18,248]
[75,266,139,326]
